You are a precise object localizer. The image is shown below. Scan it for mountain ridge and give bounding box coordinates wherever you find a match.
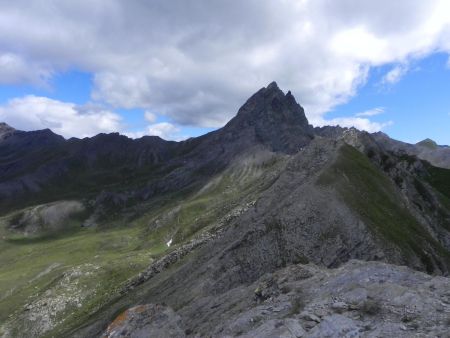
[1,82,450,337]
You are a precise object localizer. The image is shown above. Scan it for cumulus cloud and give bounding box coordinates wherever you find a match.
[0,0,450,131]
[125,111,185,140]
[322,117,393,133]
[125,122,184,141]
[317,106,392,133]
[0,53,51,85]
[147,122,181,140]
[0,96,122,138]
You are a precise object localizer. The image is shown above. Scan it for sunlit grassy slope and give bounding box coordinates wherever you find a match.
[0,221,166,336]
[0,151,283,337]
[318,145,450,273]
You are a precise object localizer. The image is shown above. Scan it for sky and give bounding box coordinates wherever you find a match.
[0,0,449,144]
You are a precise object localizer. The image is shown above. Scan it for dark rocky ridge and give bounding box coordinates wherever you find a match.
[0,82,313,212]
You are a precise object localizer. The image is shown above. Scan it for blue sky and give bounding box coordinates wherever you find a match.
[328,53,450,145]
[0,1,449,143]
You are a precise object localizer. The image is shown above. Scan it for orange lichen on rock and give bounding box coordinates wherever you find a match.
[103,309,129,337]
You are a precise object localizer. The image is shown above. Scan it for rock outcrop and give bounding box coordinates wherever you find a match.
[372,132,450,169]
[0,122,16,141]
[106,260,450,337]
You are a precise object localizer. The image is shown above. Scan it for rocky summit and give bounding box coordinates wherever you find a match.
[1,83,450,337]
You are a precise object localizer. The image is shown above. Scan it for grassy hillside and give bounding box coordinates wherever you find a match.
[318,144,450,273]
[0,219,168,337]
[426,165,450,200]
[0,151,283,337]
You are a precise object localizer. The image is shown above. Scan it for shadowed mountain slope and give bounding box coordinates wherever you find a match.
[372,132,450,169]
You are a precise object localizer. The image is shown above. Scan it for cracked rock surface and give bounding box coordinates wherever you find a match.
[105,260,450,337]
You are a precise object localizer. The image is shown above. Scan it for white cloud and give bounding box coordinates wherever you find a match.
[318,106,392,132]
[320,117,393,133]
[0,53,51,86]
[125,122,184,141]
[0,0,450,130]
[147,122,181,140]
[0,96,122,138]
[382,65,409,84]
[356,107,385,117]
[144,111,157,123]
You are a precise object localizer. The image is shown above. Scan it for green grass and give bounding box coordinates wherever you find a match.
[318,145,450,273]
[0,220,169,336]
[417,138,438,149]
[426,165,450,201]
[0,158,184,214]
[0,152,286,336]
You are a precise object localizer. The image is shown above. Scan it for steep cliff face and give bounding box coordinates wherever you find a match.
[1,83,450,337]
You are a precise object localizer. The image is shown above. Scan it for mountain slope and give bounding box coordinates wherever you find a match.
[372,132,450,169]
[102,261,450,337]
[0,82,449,337]
[71,137,450,338]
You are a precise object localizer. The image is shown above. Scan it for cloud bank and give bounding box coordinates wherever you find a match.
[0,96,122,138]
[0,0,450,136]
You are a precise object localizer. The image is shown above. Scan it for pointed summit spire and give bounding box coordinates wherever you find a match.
[221,82,314,153]
[266,81,279,90]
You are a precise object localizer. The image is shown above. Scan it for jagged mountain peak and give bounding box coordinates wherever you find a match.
[266,80,280,90]
[221,82,313,153]
[229,82,308,125]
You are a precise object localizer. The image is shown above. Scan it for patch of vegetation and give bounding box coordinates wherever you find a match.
[425,165,450,201]
[289,294,305,315]
[280,284,292,294]
[414,178,433,204]
[0,153,286,337]
[417,138,438,149]
[292,252,309,265]
[0,156,184,214]
[395,152,418,166]
[422,164,450,232]
[264,218,283,233]
[360,298,382,316]
[159,156,284,244]
[317,145,450,272]
[0,217,167,336]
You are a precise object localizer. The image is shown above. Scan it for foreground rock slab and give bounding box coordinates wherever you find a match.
[103,304,185,338]
[105,260,450,337]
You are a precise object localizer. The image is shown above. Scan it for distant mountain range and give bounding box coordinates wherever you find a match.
[1,82,449,337]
